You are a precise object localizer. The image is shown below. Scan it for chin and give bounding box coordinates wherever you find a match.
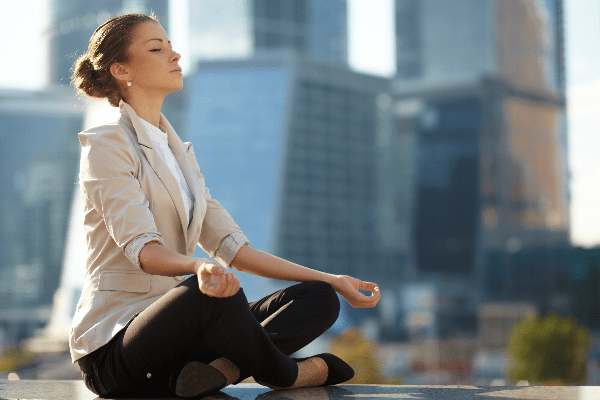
[166,83,184,94]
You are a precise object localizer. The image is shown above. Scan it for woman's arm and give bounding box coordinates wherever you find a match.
[230,245,380,308]
[139,242,240,298]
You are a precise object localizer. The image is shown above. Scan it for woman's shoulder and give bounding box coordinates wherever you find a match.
[78,120,139,170]
[78,120,132,149]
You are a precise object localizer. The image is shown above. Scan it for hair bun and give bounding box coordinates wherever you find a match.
[72,54,99,97]
[71,13,158,107]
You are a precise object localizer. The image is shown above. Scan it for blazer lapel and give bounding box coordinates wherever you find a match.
[160,114,205,248]
[119,101,190,242]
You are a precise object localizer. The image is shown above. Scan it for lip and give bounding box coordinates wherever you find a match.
[171,67,182,74]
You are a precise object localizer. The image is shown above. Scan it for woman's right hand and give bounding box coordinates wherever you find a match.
[332,275,380,308]
[195,259,240,298]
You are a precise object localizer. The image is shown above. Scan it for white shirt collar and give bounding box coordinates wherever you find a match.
[139,118,168,148]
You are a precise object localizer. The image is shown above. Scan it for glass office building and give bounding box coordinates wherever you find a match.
[178,53,387,300]
[187,0,347,66]
[0,88,83,343]
[395,0,565,97]
[389,0,569,337]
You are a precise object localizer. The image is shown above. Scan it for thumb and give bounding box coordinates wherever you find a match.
[204,263,225,276]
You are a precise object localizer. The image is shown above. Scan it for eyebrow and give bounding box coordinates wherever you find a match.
[145,38,171,44]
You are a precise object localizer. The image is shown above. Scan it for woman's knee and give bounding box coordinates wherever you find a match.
[176,275,250,318]
[303,281,340,324]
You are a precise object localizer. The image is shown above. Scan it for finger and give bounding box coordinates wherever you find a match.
[349,288,381,308]
[364,289,381,307]
[222,273,240,297]
[206,263,225,276]
[233,276,240,294]
[354,280,377,293]
[230,274,240,295]
[213,276,227,297]
[200,280,220,297]
[218,273,231,296]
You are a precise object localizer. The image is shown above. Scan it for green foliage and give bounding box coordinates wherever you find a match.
[0,346,37,373]
[506,314,590,385]
[330,328,400,384]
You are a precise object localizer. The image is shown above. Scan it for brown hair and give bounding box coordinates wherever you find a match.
[71,13,158,107]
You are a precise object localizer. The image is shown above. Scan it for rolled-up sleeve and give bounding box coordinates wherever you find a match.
[214,232,250,268]
[79,127,164,266]
[124,235,166,270]
[198,186,249,268]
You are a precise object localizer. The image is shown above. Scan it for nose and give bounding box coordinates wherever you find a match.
[171,50,181,63]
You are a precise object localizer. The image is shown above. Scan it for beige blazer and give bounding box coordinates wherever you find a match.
[69,100,242,362]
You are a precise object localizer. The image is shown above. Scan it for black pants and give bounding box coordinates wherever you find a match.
[78,277,340,397]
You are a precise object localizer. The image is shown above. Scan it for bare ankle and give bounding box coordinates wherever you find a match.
[291,357,328,389]
[209,358,240,386]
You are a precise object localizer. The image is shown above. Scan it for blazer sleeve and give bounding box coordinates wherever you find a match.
[79,125,164,251]
[199,186,249,267]
[182,141,249,265]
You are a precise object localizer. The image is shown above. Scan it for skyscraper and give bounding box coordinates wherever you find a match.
[179,53,387,301]
[395,0,565,98]
[387,0,569,337]
[186,0,347,66]
[0,87,84,344]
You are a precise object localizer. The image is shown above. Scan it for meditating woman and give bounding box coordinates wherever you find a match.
[69,13,380,398]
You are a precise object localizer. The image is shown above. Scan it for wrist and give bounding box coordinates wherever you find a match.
[325,274,342,290]
[193,258,218,275]
[190,257,205,275]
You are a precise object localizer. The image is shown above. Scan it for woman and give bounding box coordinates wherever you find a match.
[70,13,381,398]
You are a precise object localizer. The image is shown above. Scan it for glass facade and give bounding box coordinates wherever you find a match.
[496,0,564,95]
[395,0,495,84]
[183,62,290,300]
[277,76,378,279]
[415,99,481,274]
[185,67,289,255]
[391,0,568,336]
[0,89,83,309]
[189,0,347,65]
[253,0,347,63]
[395,0,564,98]
[502,96,568,233]
[179,55,386,300]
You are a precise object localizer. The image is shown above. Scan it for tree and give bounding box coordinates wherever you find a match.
[506,314,590,385]
[330,328,389,384]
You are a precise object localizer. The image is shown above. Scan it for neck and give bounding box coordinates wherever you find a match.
[122,91,165,128]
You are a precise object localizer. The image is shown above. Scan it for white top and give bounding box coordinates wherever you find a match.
[140,118,195,223]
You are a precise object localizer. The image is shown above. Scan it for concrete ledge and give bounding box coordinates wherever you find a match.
[0,380,599,400]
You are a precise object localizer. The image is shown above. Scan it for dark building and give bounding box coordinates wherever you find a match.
[385,0,569,338]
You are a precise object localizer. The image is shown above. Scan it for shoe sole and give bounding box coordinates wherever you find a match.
[175,361,227,398]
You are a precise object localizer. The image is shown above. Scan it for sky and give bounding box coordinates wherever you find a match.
[0,0,598,248]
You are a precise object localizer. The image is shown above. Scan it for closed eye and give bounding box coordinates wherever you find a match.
[150,48,161,52]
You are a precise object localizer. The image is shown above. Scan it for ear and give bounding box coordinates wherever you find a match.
[110,62,132,85]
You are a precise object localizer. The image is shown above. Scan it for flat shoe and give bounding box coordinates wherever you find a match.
[174,361,227,398]
[294,353,354,386]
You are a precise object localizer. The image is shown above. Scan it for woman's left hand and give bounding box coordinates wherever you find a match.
[332,275,380,308]
[196,260,240,298]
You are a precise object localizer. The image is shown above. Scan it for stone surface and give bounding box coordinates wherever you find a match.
[0,381,599,400]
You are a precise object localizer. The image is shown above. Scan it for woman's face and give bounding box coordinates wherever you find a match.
[124,21,183,95]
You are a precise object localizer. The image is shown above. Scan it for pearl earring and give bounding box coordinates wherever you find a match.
[127,81,132,87]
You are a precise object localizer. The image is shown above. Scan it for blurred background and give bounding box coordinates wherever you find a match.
[0,0,599,386]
